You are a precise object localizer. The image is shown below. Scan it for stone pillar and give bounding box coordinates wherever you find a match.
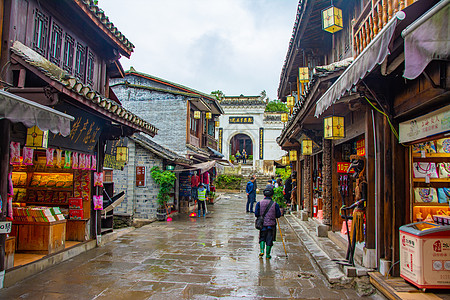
[323,138,332,226]
[303,156,312,214]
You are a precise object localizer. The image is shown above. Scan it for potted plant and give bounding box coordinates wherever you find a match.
[272,186,287,215]
[207,191,216,204]
[150,166,176,221]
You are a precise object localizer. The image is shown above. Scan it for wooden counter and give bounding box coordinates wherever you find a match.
[12,220,66,254]
[66,219,88,241]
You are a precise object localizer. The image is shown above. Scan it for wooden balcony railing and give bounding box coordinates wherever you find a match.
[353,0,417,57]
[202,135,218,150]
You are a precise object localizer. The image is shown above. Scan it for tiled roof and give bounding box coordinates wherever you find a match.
[132,133,191,165]
[10,41,157,137]
[76,0,134,53]
[220,96,266,107]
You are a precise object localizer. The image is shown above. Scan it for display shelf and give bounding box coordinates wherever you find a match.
[14,202,69,206]
[412,153,450,158]
[412,178,450,183]
[27,186,73,191]
[413,203,449,207]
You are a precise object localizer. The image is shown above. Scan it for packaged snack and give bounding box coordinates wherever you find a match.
[19,174,27,186]
[69,209,83,220]
[72,152,79,169]
[56,149,63,168]
[28,190,37,202]
[79,154,86,170]
[59,192,67,203]
[93,195,103,210]
[46,148,55,167]
[10,142,20,165]
[91,155,97,171]
[45,191,53,202]
[69,198,83,209]
[94,172,103,187]
[23,147,34,165]
[30,175,42,187]
[8,173,13,196]
[37,191,45,202]
[64,151,71,169]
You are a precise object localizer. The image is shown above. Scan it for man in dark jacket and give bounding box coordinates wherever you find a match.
[283,171,296,204]
[255,186,281,259]
[246,175,256,212]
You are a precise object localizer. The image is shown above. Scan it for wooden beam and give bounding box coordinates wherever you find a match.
[365,106,376,249]
[0,119,11,272]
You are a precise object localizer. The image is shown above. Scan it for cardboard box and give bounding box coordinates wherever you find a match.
[69,198,83,209]
[69,209,83,220]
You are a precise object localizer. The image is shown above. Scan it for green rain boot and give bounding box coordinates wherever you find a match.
[259,242,265,257]
[266,245,272,259]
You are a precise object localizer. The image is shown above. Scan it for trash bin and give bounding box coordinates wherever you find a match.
[399,222,450,289]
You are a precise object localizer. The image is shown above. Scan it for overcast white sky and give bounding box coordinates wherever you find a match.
[100,0,298,100]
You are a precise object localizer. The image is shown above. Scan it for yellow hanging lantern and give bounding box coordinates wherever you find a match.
[322,5,343,34]
[116,146,129,162]
[26,126,48,148]
[194,111,201,119]
[289,150,297,161]
[215,121,220,127]
[281,113,288,123]
[282,155,289,165]
[302,139,313,155]
[298,67,309,83]
[286,96,295,108]
[324,116,345,139]
[206,112,212,119]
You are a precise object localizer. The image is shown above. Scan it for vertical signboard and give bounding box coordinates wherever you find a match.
[259,128,264,159]
[218,128,223,154]
[136,166,146,187]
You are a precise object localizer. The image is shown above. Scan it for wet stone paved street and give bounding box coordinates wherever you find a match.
[0,193,380,299]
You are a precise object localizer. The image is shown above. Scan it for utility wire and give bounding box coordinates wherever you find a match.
[364,96,399,140]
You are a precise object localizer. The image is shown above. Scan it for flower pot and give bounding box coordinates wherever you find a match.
[156,208,167,221]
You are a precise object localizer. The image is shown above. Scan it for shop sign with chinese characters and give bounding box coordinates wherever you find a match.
[0,221,12,233]
[399,106,450,143]
[259,128,264,159]
[337,162,355,173]
[218,128,223,153]
[356,139,365,156]
[229,117,254,124]
[136,166,146,187]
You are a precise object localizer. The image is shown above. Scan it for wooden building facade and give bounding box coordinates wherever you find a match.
[277,0,448,274]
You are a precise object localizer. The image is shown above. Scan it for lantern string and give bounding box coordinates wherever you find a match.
[364,97,399,140]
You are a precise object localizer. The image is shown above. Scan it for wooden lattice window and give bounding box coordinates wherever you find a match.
[75,43,86,82]
[63,34,75,73]
[32,9,49,57]
[86,50,95,86]
[49,23,63,66]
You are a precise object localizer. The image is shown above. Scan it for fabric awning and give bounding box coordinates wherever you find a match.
[0,89,73,136]
[402,1,449,80]
[206,146,224,158]
[315,11,406,117]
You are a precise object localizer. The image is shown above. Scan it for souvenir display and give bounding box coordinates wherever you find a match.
[437,187,450,203]
[414,187,438,203]
[438,162,450,178]
[436,138,450,153]
[46,148,55,167]
[23,147,34,165]
[412,141,437,153]
[412,162,438,178]
[10,142,20,165]
[8,172,13,196]
[93,195,103,210]
[79,154,86,170]
[91,155,97,171]
[64,151,71,169]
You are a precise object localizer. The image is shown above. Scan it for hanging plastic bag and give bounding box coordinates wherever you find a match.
[93,195,103,210]
[23,147,34,165]
[46,148,55,167]
[10,142,20,165]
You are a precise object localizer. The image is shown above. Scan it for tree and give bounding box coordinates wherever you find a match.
[211,90,225,101]
[265,100,289,112]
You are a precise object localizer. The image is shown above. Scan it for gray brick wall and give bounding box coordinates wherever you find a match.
[111,76,188,156]
[114,140,163,219]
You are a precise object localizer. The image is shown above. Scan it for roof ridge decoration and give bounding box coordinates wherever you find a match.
[76,0,134,53]
[126,67,216,101]
[10,41,157,137]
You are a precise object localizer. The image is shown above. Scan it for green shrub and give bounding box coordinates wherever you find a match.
[248,155,253,160]
[150,166,176,208]
[276,166,291,181]
[229,155,236,162]
[214,174,241,190]
[272,186,287,208]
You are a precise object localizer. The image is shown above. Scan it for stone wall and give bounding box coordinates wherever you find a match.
[114,139,163,219]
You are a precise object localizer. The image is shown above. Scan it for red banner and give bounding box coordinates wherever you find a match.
[357,139,365,156]
[337,162,355,173]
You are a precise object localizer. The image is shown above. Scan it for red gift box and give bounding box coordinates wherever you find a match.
[69,209,83,220]
[68,197,83,209]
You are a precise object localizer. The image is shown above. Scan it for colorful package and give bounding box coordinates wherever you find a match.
[436,138,450,153]
[412,141,437,153]
[7,196,13,220]
[56,149,63,168]
[72,152,79,169]
[46,148,55,167]
[94,172,103,187]
[23,147,34,165]
[91,155,97,171]
[93,195,103,210]
[79,154,86,170]
[8,173,13,196]
[64,151,71,169]
[10,142,20,165]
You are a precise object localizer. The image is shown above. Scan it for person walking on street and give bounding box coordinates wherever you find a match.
[197,183,207,217]
[255,185,281,259]
[242,149,247,164]
[283,171,296,206]
[246,175,256,213]
[191,171,200,201]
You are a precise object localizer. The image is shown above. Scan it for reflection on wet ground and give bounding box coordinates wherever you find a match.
[0,193,375,299]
